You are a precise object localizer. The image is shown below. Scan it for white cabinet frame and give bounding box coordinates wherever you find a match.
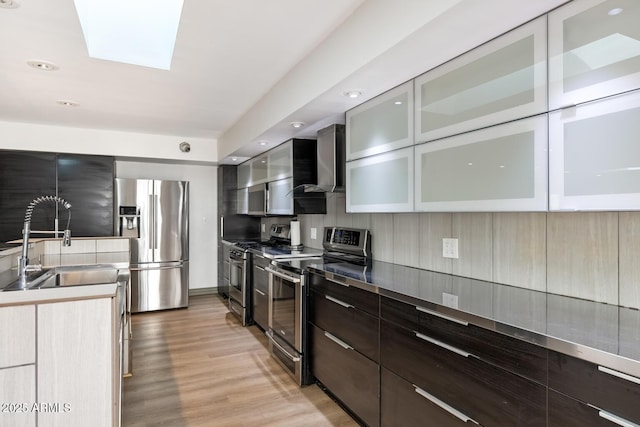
[346,81,414,161]
[415,115,548,212]
[267,177,294,216]
[267,141,293,182]
[548,0,640,110]
[346,147,414,213]
[414,16,547,144]
[549,90,640,210]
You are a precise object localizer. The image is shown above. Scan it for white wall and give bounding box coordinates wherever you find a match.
[115,161,218,290]
[0,121,218,163]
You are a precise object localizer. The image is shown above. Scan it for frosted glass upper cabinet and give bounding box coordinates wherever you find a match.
[549,90,640,210]
[250,154,268,185]
[267,141,293,181]
[267,177,294,215]
[549,0,640,109]
[414,16,547,143]
[237,188,248,214]
[237,162,251,188]
[415,115,548,212]
[346,81,413,161]
[346,147,414,213]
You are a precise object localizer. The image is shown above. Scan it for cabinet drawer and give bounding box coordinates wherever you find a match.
[311,324,379,427]
[310,289,379,362]
[0,305,36,368]
[309,272,379,316]
[381,296,547,384]
[381,368,471,427]
[252,287,268,331]
[380,320,546,427]
[549,351,640,425]
[548,389,616,427]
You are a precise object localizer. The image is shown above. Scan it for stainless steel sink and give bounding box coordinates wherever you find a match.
[1,266,119,291]
[37,266,119,289]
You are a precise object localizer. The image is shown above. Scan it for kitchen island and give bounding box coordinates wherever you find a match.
[307,260,640,427]
[0,238,129,427]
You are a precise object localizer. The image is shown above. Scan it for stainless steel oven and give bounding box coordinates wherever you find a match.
[265,262,312,386]
[228,248,250,325]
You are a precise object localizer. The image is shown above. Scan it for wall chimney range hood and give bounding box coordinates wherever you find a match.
[296,124,345,193]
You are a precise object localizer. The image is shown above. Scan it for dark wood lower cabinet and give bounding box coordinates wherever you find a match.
[380,320,546,427]
[548,389,614,426]
[311,324,379,427]
[381,368,470,427]
[548,350,640,425]
[310,289,379,362]
[381,295,548,384]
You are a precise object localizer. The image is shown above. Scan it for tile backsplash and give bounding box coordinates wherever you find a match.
[262,194,640,309]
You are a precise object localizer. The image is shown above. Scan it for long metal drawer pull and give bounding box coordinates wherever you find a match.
[255,289,266,296]
[265,267,301,284]
[598,410,639,427]
[415,332,471,358]
[324,331,353,351]
[327,276,350,287]
[416,305,468,326]
[266,331,301,362]
[413,385,478,424]
[598,366,640,386]
[325,295,354,309]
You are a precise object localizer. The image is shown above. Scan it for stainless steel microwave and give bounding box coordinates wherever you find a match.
[247,183,267,216]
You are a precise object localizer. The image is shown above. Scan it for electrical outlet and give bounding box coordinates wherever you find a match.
[442,238,459,259]
[310,227,317,240]
[442,292,459,309]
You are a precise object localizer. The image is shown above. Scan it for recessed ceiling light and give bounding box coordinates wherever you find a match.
[231,157,238,162]
[258,141,269,146]
[608,7,623,15]
[0,0,19,8]
[343,90,362,99]
[27,60,59,71]
[394,101,403,105]
[56,100,79,107]
[290,122,305,129]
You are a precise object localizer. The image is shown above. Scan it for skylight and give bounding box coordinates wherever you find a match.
[73,0,184,70]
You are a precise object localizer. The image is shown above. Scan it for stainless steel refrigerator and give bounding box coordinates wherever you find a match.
[114,179,189,313]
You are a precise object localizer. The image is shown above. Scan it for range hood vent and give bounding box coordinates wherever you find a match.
[297,124,345,193]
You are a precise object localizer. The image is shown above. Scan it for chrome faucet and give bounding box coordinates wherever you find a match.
[18,196,72,282]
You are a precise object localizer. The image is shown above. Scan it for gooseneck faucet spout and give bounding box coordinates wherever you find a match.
[18,196,72,282]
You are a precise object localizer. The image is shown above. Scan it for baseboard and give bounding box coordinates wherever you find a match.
[189,287,218,296]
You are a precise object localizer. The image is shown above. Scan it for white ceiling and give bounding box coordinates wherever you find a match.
[0,0,568,164]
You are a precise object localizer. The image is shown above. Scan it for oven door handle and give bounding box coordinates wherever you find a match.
[265,267,301,284]
[266,331,301,362]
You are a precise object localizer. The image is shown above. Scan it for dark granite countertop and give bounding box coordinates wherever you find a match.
[307,260,640,378]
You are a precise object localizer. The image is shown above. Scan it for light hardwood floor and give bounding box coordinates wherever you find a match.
[122,294,358,427]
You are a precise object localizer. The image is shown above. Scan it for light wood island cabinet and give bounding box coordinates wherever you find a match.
[1,292,121,427]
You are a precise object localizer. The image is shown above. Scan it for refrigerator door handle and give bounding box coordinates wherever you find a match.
[130,264,183,272]
[149,194,155,251]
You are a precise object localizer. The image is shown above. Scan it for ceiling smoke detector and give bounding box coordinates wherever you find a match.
[0,0,19,9]
[179,142,191,153]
